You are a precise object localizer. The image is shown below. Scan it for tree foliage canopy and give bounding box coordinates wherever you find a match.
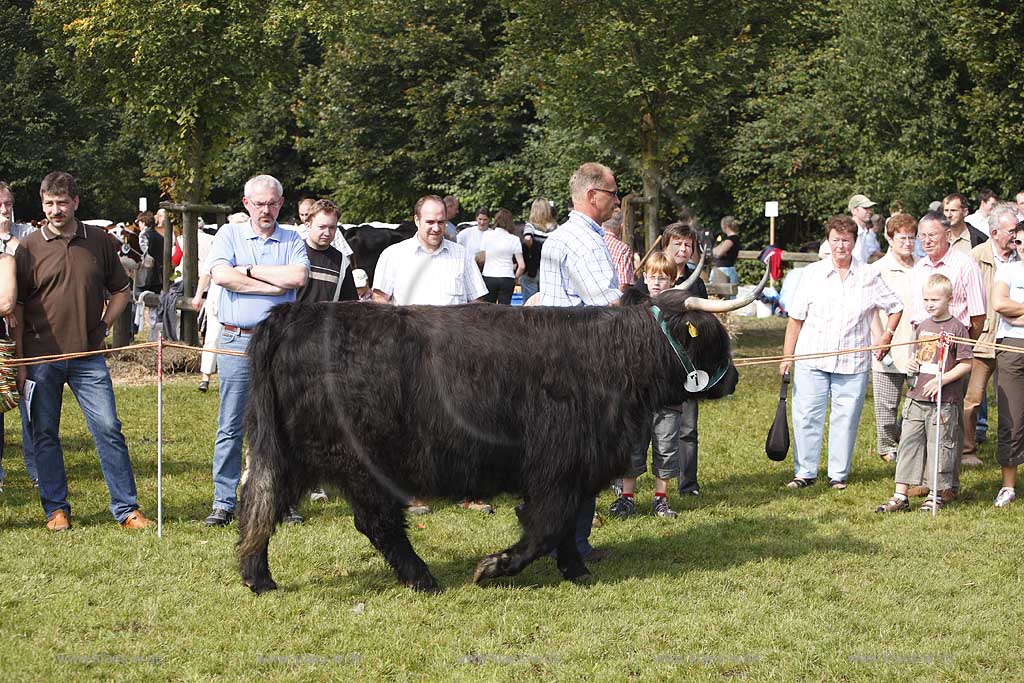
[2,0,1022,244]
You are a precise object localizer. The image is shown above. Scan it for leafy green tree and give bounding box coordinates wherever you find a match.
[950,0,1024,196]
[297,0,533,222]
[1,0,145,219]
[35,0,299,203]
[504,0,793,246]
[724,0,971,246]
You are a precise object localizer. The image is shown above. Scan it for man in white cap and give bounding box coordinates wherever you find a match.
[848,193,882,263]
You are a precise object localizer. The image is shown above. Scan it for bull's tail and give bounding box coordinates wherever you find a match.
[237,306,292,571]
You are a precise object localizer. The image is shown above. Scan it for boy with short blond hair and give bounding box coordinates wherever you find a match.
[876,274,973,513]
[611,252,683,518]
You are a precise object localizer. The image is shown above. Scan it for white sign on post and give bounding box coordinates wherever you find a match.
[139,197,148,213]
[764,201,779,218]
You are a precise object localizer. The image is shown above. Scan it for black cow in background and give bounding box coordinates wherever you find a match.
[237,269,768,593]
[343,222,416,284]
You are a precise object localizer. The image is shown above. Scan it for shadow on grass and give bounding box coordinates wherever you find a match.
[281,511,879,595]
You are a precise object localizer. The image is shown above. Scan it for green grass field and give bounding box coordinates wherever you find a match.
[1,318,1019,682]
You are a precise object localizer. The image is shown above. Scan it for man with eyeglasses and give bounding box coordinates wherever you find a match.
[537,162,621,564]
[962,203,1020,467]
[202,175,310,527]
[907,211,986,500]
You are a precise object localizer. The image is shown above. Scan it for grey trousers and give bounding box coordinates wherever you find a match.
[628,407,682,480]
[894,399,962,492]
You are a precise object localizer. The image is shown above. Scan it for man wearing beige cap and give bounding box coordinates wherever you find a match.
[848,193,882,263]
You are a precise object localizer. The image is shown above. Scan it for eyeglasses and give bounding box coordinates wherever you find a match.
[891,234,916,242]
[246,198,281,210]
[591,187,619,197]
[1013,239,1023,246]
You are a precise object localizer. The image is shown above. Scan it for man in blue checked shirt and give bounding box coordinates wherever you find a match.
[202,175,310,527]
[537,161,622,563]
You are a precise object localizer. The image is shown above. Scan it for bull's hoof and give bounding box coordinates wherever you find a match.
[472,552,510,584]
[404,575,441,593]
[244,577,278,594]
[568,571,594,586]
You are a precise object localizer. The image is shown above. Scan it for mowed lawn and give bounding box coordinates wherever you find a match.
[0,317,1020,682]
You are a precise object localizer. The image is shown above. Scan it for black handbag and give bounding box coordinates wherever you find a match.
[765,372,791,461]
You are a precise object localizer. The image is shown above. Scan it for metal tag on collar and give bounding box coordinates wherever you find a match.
[650,305,711,392]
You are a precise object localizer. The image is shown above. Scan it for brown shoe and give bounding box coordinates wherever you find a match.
[461,499,494,514]
[120,510,152,530]
[938,488,957,503]
[46,509,70,532]
[961,455,983,467]
[906,485,930,498]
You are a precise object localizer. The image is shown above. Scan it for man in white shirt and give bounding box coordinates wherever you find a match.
[965,189,998,236]
[372,195,488,516]
[373,196,487,306]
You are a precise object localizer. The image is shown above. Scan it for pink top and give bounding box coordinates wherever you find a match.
[908,247,986,328]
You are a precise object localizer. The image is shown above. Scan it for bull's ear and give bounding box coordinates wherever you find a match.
[683,264,769,313]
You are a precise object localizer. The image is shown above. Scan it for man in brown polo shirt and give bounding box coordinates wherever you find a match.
[14,171,149,531]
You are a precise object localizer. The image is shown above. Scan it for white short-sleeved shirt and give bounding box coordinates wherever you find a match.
[995,261,1024,340]
[481,228,523,279]
[789,257,903,374]
[457,227,488,261]
[373,236,487,306]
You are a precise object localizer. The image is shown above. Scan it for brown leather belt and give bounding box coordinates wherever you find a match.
[222,324,255,335]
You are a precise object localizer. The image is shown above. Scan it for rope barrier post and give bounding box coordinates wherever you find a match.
[931,331,949,518]
[157,331,164,538]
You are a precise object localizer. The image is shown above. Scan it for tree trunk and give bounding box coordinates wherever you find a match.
[641,154,661,252]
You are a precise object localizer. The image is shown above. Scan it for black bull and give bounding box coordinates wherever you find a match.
[238,291,742,593]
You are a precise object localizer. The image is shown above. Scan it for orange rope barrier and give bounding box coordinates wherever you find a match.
[0,331,1020,372]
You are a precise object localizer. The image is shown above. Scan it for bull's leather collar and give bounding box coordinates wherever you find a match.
[649,305,727,392]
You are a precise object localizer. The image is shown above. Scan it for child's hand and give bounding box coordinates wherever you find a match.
[921,378,940,399]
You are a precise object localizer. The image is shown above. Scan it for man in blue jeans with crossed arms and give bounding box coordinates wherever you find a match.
[203,175,309,526]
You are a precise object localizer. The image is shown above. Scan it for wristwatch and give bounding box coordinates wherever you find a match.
[99,321,109,337]
[246,265,253,279]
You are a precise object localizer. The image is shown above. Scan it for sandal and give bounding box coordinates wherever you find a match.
[874,496,909,513]
[919,496,944,513]
[786,477,816,489]
[828,479,848,490]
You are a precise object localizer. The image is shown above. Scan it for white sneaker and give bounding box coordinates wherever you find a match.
[994,487,1016,508]
[309,487,328,502]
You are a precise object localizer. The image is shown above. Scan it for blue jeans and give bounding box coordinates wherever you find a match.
[211,329,252,512]
[716,266,739,300]
[520,275,539,304]
[792,365,869,482]
[1,409,38,483]
[550,495,595,561]
[27,355,138,522]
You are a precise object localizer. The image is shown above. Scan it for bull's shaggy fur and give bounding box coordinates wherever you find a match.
[238,290,737,593]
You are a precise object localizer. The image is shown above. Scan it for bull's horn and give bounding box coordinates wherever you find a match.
[683,263,770,313]
[672,246,706,292]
